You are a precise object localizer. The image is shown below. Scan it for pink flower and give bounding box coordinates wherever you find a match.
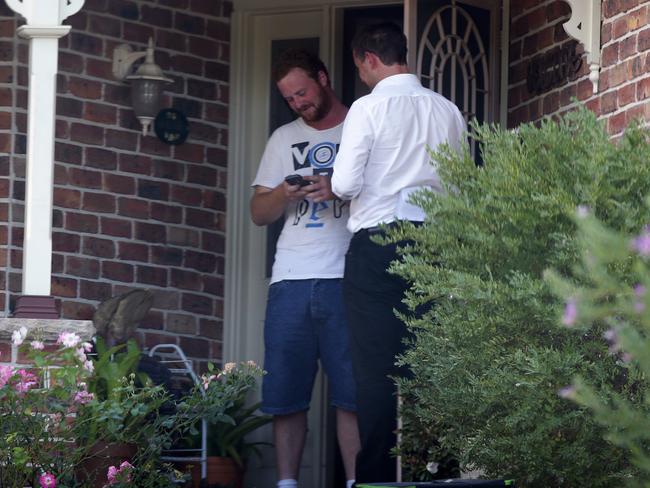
[0,364,14,388]
[558,385,576,400]
[30,340,45,350]
[107,465,118,483]
[57,332,81,348]
[106,461,134,485]
[561,298,578,327]
[15,369,37,393]
[74,390,94,405]
[39,472,56,488]
[634,284,646,313]
[83,360,94,373]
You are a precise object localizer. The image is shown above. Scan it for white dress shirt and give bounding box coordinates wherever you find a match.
[331,73,466,233]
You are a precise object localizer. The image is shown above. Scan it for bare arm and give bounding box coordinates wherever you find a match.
[250,181,315,226]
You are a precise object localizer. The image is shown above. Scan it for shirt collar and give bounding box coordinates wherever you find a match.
[372,73,420,92]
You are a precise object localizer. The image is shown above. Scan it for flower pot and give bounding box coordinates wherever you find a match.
[76,441,137,488]
[190,456,244,488]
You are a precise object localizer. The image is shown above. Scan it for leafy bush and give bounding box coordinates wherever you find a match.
[389,107,650,486]
[548,210,650,487]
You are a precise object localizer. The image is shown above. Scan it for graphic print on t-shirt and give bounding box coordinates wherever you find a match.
[290,139,346,228]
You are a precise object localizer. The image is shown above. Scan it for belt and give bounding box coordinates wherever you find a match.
[356,220,422,237]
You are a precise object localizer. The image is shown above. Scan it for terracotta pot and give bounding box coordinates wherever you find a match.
[76,441,137,488]
[190,456,244,488]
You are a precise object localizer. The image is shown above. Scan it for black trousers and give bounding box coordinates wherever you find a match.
[343,227,413,484]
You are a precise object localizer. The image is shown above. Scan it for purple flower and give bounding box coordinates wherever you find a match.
[576,205,590,218]
[631,228,650,256]
[558,385,576,399]
[0,364,14,389]
[562,298,578,327]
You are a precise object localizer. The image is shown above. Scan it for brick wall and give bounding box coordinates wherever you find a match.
[0,0,232,370]
[508,0,650,136]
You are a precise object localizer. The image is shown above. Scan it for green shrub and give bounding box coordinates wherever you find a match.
[389,107,650,486]
[547,209,650,487]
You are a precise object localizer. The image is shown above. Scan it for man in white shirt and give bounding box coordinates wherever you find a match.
[250,49,360,488]
[310,23,465,483]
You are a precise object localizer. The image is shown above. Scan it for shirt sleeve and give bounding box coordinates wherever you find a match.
[331,102,375,200]
[251,129,284,189]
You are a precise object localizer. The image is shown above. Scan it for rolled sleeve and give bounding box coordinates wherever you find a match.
[332,103,374,200]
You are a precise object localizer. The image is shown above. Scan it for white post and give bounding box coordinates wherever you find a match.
[4,0,85,316]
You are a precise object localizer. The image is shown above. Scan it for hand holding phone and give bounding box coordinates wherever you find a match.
[284,174,312,187]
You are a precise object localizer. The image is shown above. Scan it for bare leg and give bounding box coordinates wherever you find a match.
[274,411,308,481]
[336,408,361,481]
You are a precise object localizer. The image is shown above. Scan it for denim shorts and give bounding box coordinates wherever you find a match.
[261,278,357,415]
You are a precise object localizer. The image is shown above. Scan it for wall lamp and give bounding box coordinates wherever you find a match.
[112,38,172,135]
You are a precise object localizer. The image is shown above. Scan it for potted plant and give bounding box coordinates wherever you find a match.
[181,361,271,488]
[0,327,94,487]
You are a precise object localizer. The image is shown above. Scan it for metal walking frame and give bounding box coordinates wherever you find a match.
[147,344,207,484]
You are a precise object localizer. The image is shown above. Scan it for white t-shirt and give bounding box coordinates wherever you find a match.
[252,117,351,284]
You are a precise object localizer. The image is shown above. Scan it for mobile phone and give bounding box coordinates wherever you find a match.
[284,174,312,187]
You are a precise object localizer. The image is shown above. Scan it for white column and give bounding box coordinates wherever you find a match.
[3,0,85,300]
[18,27,70,295]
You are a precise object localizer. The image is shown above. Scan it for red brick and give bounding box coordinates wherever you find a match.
[104,173,136,195]
[140,310,164,330]
[119,154,152,175]
[118,241,149,262]
[69,168,102,189]
[123,22,155,44]
[184,250,216,272]
[65,212,99,233]
[207,147,227,168]
[66,256,100,279]
[106,129,138,151]
[100,216,132,238]
[169,227,199,247]
[170,268,202,291]
[202,232,224,254]
[199,318,223,340]
[187,165,217,186]
[52,276,78,298]
[53,232,80,253]
[151,202,183,223]
[601,90,618,114]
[618,83,636,106]
[135,222,166,243]
[166,313,197,335]
[137,265,168,286]
[61,301,95,320]
[203,190,226,211]
[88,14,121,38]
[83,236,116,258]
[86,147,117,170]
[639,27,650,51]
[152,245,183,266]
[53,188,81,209]
[84,102,117,124]
[140,137,172,157]
[137,179,170,201]
[602,43,619,68]
[175,12,205,34]
[141,5,173,27]
[68,77,102,99]
[82,192,116,214]
[102,261,134,282]
[179,336,209,358]
[171,185,202,206]
[118,197,149,219]
[57,97,83,118]
[71,123,104,145]
[637,76,650,100]
[186,208,217,229]
[79,279,112,301]
[608,111,627,134]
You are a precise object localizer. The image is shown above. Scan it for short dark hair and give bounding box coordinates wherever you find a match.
[272,49,330,85]
[351,22,407,66]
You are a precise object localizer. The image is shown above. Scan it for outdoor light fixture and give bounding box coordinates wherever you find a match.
[112,38,172,135]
